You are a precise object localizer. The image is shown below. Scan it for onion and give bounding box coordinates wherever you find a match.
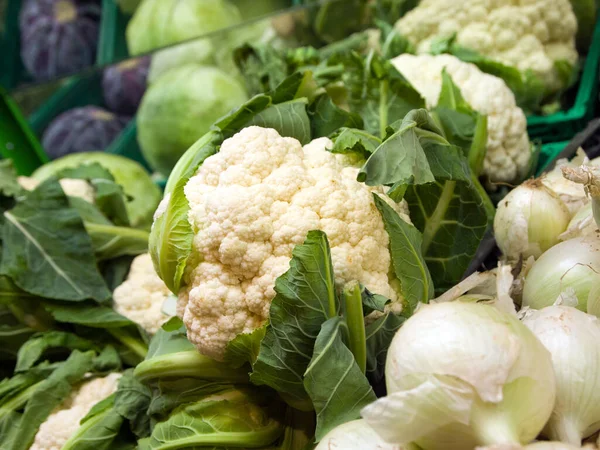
[494,180,570,260]
[522,236,600,312]
[522,306,600,445]
[361,302,555,450]
[314,419,408,450]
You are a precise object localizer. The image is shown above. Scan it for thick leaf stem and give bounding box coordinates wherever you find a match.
[379,79,389,137]
[134,350,250,383]
[107,328,148,360]
[342,282,367,374]
[422,181,456,253]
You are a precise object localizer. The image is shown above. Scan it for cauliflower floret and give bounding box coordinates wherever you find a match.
[18,176,96,203]
[394,0,578,93]
[391,53,531,183]
[181,126,411,360]
[30,373,121,450]
[113,253,173,334]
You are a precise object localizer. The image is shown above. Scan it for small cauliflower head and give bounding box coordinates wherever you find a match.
[179,126,410,360]
[113,253,173,334]
[18,176,95,203]
[394,0,578,93]
[31,373,121,450]
[391,53,530,183]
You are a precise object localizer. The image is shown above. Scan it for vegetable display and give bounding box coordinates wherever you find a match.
[7,1,600,449]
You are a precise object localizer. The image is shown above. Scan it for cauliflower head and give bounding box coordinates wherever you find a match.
[178,126,410,360]
[394,0,578,93]
[18,176,96,203]
[113,253,173,334]
[391,53,530,183]
[31,373,121,450]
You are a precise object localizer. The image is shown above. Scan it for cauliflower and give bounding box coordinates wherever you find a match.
[178,126,411,360]
[18,176,95,203]
[30,373,121,450]
[394,0,578,93]
[391,53,530,183]
[113,253,173,334]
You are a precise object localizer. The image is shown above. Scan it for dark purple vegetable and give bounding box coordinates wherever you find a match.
[102,56,150,115]
[42,106,128,159]
[20,0,101,80]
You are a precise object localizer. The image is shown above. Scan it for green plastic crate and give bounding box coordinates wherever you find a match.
[536,141,569,175]
[527,17,600,142]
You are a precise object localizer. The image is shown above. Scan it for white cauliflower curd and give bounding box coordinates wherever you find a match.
[391,53,531,183]
[30,373,121,450]
[113,253,173,334]
[178,126,410,360]
[394,0,578,94]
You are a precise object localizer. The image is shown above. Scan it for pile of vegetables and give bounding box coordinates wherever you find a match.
[6,0,600,449]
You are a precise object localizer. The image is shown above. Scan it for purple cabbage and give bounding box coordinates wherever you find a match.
[102,56,150,115]
[20,0,101,81]
[42,106,128,159]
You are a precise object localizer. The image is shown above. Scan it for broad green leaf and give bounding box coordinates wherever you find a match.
[234,44,292,96]
[365,312,405,384]
[406,177,494,293]
[360,285,390,315]
[334,52,424,137]
[114,370,152,438]
[145,318,195,359]
[15,331,97,372]
[371,0,419,25]
[244,99,312,145]
[44,303,134,328]
[224,324,267,368]
[150,133,219,294]
[0,161,23,199]
[56,163,130,227]
[0,276,36,305]
[330,128,381,160]
[251,231,337,406]
[146,378,233,418]
[304,317,376,441]
[309,94,363,139]
[374,195,433,313]
[85,222,149,261]
[0,362,56,405]
[138,388,284,450]
[0,180,110,302]
[213,95,273,138]
[62,395,124,450]
[100,255,134,292]
[309,0,369,44]
[5,350,95,450]
[359,118,435,186]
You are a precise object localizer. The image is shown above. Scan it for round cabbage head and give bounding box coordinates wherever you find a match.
[32,152,162,229]
[137,64,248,176]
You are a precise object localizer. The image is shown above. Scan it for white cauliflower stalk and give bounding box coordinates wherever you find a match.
[179,126,411,360]
[18,176,95,203]
[113,253,173,334]
[394,0,578,93]
[391,53,531,183]
[30,373,121,450]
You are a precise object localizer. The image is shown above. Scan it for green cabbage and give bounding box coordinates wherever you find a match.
[126,0,242,56]
[137,64,248,176]
[32,152,162,230]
